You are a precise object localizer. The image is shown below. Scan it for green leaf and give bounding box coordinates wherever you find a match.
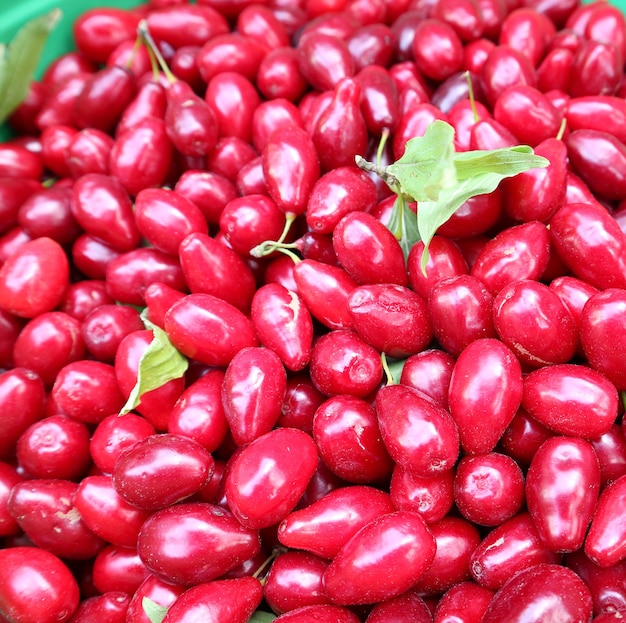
[386,194,421,262]
[386,121,458,202]
[386,358,407,385]
[0,9,62,124]
[142,597,168,623]
[415,148,549,274]
[452,145,547,180]
[119,316,189,416]
[248,612,277,623]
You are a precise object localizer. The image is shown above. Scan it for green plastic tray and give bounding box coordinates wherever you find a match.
[0,0,625,141]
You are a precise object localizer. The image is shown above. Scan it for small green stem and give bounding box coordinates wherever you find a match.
[376,128,390,168]
[465,70,479,123]
[252,548,284,584]
[380,352,394,387]
[137,20,177,84]
[555,117,567,141]
[249,212,298,258]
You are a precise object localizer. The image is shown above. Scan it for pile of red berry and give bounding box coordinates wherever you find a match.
[1,0,626,620]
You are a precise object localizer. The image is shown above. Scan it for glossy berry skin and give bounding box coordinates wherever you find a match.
[0,237,69,319]
[74,475,151,549]
[0,547,80,623]
[433,581,494,623]
[73,66,136,133]
[454,452,525,527]
[297,33,355,92]
[413,516,482,595]
[109,117,174,197]
[312,78,368,171]
[112,434,214,511]
[347,284,432,358]
[522,364,618,439]
[165,81,219,157]
[407,236,469,300]
[264,551,330,614]
[162,578,263,623]
[164,293,259,367]
[313,395,394,484]
[566,130,626,200]
[51,360,124,425]
[323,511,436,605]
[293,260,358,330]
[219,193,285,256]
[168,370,229,453]
[565,548,626,617]
[400,349,455,410]
[251,284,313,372]
[71,173,141,252]
[376,383,460,477]
[262,126,320,216]
[8,479,104,560]
[585,474,626,567]
[16,414,91,481]
[526,436,600,553]
[390,465,455,524]
[224,428,319,529]
[81,304,144,364]
[580,288,626,390]
[277,486,395,560]
[178,232,256,313]
[137,502,261,586]
[0,368,46,459]
[73,8,140,64]
[470,512,560,590]
[501,137,567,223]
[309,330,382,398]
[412,19,464,82]
[332,211,407,286]
[68,592,130,623]
[470,221,551,295]
[134,188,208,256]
[549,202,626,290]
[480,564,592,623]
[492,279,578,368]
[273,604,361,623]
[365,590,433,623]
[448,339,523,455]
[427,274,495,357]
[18,185,81,245]
[493,85,561,146]
[222,346,287,445]
[13,311,84,388]
[305,166,377,235]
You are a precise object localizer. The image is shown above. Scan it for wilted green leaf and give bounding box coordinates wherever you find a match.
[119,316,188,415]
[0,9,61,123]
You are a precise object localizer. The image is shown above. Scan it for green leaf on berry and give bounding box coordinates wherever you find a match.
[119,314,188,416]
[386,194,421,260]
[142,597,168,623]
[385,120,457,202]
[357,120,549,273]
[248,612,278,622]
[417,145,548,274]
[0,8,61,124]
